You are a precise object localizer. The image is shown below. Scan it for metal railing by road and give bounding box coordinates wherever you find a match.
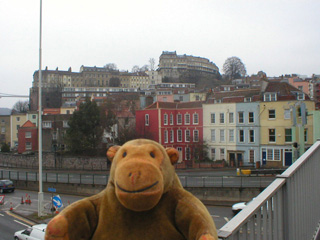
[218,140,320,240]
[0,170,275,188]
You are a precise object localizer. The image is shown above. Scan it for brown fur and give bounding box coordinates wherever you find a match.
[45,139,217,240]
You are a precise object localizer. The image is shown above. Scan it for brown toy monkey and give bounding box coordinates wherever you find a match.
[45,139,217,240]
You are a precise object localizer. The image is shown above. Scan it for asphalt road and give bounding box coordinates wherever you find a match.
[0,189,236,238]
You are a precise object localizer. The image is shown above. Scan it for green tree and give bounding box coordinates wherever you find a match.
[1,143,10,152]
[65,99,104,155]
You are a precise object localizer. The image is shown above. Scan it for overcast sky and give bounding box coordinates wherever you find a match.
[1,0,319,109]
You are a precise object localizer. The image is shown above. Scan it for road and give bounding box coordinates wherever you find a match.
[0,168,275,188]
[0,189,235,238]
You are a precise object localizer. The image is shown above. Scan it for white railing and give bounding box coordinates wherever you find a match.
[218,140,320,240]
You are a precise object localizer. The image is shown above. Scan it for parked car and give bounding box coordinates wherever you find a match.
[232,201,247,215]
[14,224,47,240]
[0,179,15,193]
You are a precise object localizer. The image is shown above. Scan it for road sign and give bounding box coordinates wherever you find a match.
[48,187,56,193]
[0,195,4,205]
[52,195,63,209]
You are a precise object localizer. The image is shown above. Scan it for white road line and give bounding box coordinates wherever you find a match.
[211,215,220,218]
[0,213,4,217]
[14,220,31,228]
[224,217,230,222]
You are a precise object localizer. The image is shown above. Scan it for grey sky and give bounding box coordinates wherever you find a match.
[1,0,319,108]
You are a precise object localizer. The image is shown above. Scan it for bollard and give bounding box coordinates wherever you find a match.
[21,197,24,204]
[10,202,13,211]
[237,168,240,176]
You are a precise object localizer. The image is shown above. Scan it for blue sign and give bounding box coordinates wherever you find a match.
[48,187,56,193]
[52,195,63,209]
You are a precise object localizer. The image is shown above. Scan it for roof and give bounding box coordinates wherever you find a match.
[146,101,203,109]
[21,120,36,128]
[264,81,299,94]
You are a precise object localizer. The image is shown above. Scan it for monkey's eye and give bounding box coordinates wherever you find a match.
[123,152,127,157]
[150,152,155,158]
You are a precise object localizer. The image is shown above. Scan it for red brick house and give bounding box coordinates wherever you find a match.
[18,120,38,154]
[136,101,203,164]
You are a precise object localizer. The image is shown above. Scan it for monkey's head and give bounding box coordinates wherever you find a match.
[107,139,179,212]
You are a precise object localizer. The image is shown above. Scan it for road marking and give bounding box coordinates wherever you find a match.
[14,220,31,228]
[0,213,4,217]
[224,217,230,222]
[211,215,220,218]
[5,211,36,226]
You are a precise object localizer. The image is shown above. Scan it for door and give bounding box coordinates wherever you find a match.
[285,150,292,166]
[237,153,243,167]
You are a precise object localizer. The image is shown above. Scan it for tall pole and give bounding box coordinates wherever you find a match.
[38,0,44,217]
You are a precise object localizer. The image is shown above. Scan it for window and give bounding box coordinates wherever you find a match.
[185,114,190,125]
[269,129,276,142]
[229,112,234,124]
[164,130,168,143]
[211,129,216,142]
[170,130,174,143]
[249,130,255,143]
[297,92,305,100]
[211,148,216,160]
[185,147,191,160]
[220,129,225,142]
[43,121,52,128]
[220,148,225,160]
[32,115,36,119]
[164,114,168,125]
[1,127,5,133]
[25,132,31,138]
[248,112,254,123]
[193,130,199,142]
[177,114,182,125]
[26,142,32,150]
[304,129,308,142]
[193,113,199,124]
[16,125,20,130]
[264,93,277,102]
[284,109,291,119]
[268,109,276,119]
[238,112,244,123]
[16,117,20,122]
[274,149,280,160]
[145,114,149,126]
[52,132,57,140]
[211,113,215,124]
[185,130,190,142]
[219,113,224,124]
[229,129,234,142]
[249,150,254,163]
[170,114,174,125]
[177,130,182,142]
[63,121,69,128]
[285,129,292,142]
[239,130,245,142]
[267,149,273,160]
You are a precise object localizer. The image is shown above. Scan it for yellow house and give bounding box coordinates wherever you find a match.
[260,100,315,167]
[190,92,207,102]
[10,113,27,149]
[60,106,76,115]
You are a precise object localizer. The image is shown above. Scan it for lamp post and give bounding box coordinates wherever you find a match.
[38,0,44,217]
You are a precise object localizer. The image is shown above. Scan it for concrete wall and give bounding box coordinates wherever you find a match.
[14,180,262,204]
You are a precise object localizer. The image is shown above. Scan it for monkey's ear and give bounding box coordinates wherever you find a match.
[106,145,121,162]
[165,147,179,165]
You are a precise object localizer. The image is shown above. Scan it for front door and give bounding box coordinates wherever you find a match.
[285,150,292,166]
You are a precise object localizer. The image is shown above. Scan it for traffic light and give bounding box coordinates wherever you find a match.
[293,142,298,148]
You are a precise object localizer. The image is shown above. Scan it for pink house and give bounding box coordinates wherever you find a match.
[136,101,203,164]
[288,77,310,95]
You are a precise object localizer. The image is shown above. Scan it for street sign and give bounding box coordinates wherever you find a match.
[52,195,63,209]
[48,187,56,193]
[0,195,4,205]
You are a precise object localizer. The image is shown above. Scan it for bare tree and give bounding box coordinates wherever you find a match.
[132,65,140,73]
[149,58,156,71]
[140,65,149,72]
[223,56,246,80]
[104,63,118,71]
[12,100,29,113]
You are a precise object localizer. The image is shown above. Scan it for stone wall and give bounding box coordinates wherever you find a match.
[0,153,109,171]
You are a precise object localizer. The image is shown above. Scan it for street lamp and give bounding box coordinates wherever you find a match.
[38,0,44,217]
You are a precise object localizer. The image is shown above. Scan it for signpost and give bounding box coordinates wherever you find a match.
[0,195,4,205]
[52,195,63,209]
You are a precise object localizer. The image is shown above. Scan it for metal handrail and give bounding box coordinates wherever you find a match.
[218,140,320,240]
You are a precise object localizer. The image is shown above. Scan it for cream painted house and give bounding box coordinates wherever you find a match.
[203,103,237,163]
[10,113,27,149]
